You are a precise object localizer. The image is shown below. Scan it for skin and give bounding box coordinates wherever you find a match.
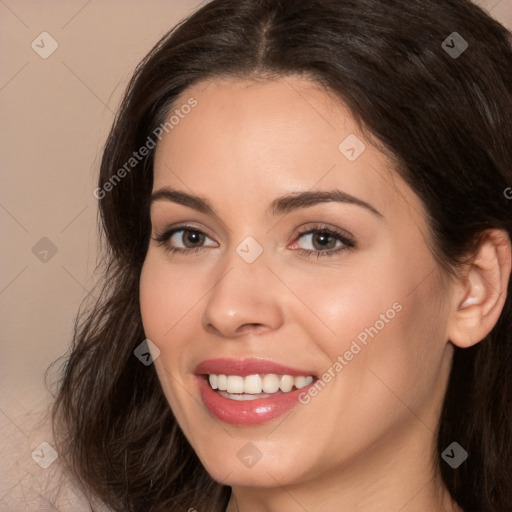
[139,76,509,511]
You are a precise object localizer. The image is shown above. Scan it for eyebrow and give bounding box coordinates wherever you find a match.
[150,187,383,218]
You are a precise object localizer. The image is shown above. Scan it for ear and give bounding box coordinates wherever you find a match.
[447,229,511,348]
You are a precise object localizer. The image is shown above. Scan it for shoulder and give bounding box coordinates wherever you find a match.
[0,404,112,511]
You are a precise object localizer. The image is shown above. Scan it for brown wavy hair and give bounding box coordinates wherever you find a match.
[51,0,512,510]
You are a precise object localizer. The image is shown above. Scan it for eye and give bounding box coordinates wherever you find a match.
[169,229,214,249]
[152,223,356,258]
[298,231,339,251]
[153,226,217,254]
[290,224,356,258]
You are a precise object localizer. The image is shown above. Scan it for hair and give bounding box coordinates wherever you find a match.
[51,0,512,511]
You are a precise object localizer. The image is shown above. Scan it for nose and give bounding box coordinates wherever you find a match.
[201,252,284,338]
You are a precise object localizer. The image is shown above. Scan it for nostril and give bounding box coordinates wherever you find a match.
[236,323,269,335]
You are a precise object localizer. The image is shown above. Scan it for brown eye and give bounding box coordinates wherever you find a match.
[289,225,356,258]
[180,230,205,248]
[311,232,338,250]
[159,227,217,252]
[153,225,218,255]
[296,231,343,252]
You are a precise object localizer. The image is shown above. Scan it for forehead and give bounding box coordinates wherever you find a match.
[154,76,355,175]
[152,76,422,224]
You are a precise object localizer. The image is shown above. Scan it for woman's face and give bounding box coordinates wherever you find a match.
[140,76,456,489]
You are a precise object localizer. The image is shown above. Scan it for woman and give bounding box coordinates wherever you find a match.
[52,0,512,510]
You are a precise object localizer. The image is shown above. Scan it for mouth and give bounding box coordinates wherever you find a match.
[207,373,314,400]
[195,359,318,425]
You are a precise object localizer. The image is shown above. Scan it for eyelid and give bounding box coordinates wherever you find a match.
[153,221,216,240]
[153,222,356,257]
[289,223,356,246]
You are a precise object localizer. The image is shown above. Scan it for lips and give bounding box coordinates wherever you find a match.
[195,358,317,425]
[195,358,317,377]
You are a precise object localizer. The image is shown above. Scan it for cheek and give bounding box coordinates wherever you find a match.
[139,254,202,350]
[139,256,202,423]
[284,254,407,360]
[297,246,449,401]
[139,260,170,344]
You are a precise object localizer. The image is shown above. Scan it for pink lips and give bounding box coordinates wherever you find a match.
[195,358,317,425]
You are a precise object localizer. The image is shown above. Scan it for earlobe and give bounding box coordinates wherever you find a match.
[448,229,511,349]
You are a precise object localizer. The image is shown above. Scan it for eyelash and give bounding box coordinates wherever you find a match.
[152,223,356,259]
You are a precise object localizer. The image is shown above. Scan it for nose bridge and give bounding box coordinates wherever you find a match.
[201,241,283,337]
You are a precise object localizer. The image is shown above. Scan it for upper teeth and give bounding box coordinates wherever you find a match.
[208,374,314,394]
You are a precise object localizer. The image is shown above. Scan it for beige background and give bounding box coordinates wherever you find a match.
[1,0,511,509]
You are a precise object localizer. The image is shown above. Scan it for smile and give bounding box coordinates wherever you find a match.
[208,373,314,398]
[195,359,318,425]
